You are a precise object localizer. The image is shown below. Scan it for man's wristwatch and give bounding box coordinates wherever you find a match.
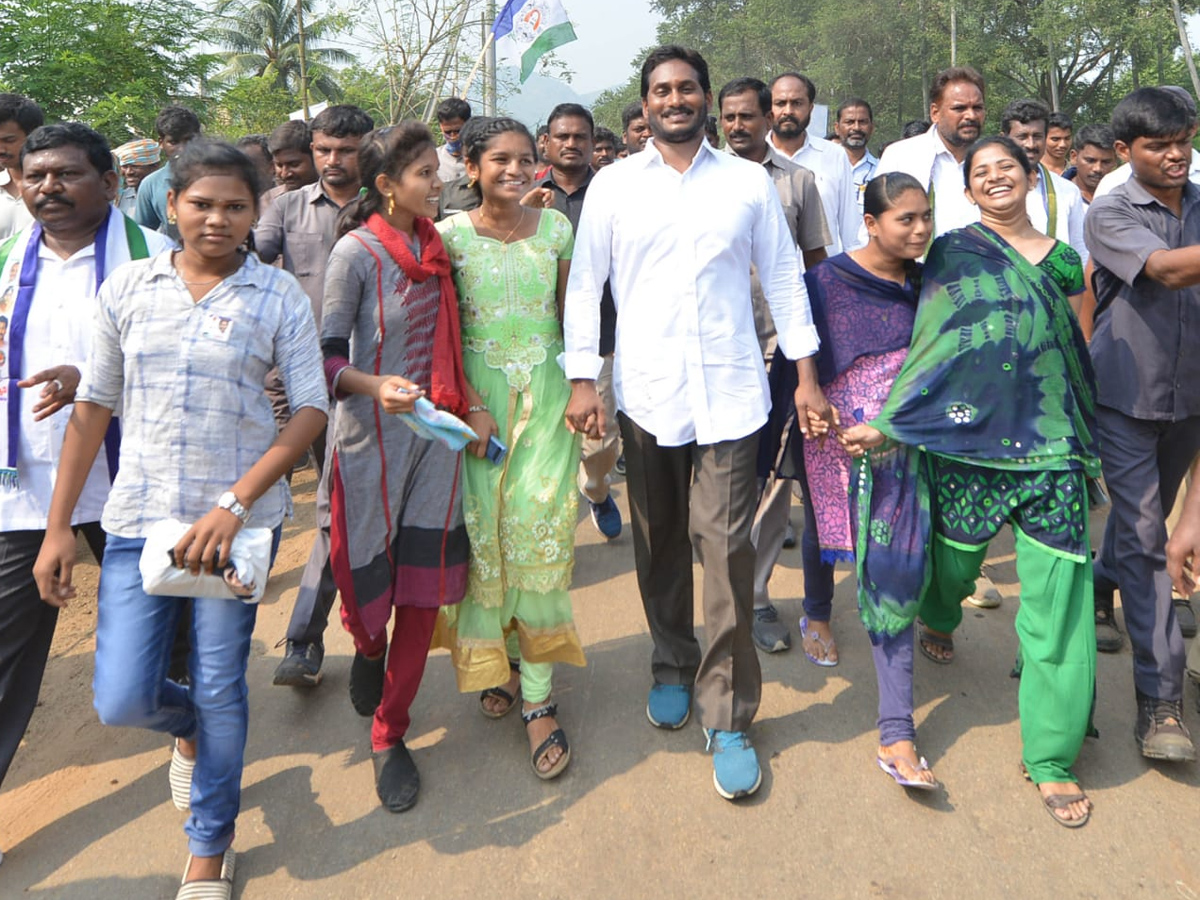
[217,490,251,524]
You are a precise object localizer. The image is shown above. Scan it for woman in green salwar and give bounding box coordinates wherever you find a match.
[842,136,1099,827]
[434,117,584,781]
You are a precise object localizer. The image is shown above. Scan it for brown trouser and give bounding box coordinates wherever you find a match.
[618,412,762,733]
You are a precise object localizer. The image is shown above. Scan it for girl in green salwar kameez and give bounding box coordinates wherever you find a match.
[842,136,1099,827]
[434,117,584,781]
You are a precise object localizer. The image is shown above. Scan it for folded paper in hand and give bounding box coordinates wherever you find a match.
[399,397,478,451]
[139,519,273,603]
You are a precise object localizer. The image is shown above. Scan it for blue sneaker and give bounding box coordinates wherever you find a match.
[706,729,762,800]
[646,683,692,729]
[589,495,622,539]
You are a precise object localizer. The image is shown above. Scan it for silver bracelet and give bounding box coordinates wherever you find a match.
[468,405,488,414]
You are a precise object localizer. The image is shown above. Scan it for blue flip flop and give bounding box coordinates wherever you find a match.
[799,617,839,667]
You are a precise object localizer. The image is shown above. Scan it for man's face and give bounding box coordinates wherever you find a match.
[720,90,769,158]
[1119,129,1195,192]
[835,104,874,150]
[272,147,317,190]
[438,117,465,157]
[770,75,814,139]
[0,120,28,171]
[592,139,615,168]
[120,162,159,191]
[1005,119,1047,169]
[624,116,650,152]
[1045,126,1072,164]
[158,132,195,160]
[931,81,985,148]
[312,130,362,187]
[546,115,593,175]
[644,59,710,146]
[1071,143,1117,191]
[22,145,117,236]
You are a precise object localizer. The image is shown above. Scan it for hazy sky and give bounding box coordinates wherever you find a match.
[551,0,663,93]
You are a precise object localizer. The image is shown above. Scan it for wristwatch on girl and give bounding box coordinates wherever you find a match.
[217,490,251,524]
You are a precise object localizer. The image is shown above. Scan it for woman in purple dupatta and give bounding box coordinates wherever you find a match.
[803,173,940,789]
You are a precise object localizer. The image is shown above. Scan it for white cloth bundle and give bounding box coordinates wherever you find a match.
[139,519,273,603]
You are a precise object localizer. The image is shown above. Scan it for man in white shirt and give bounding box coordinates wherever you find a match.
[0,123,170,819]
[834,98,879,214]
[768,72,863,255]
[876,66,987,239]
[563,45,833,801]
[1000,98,1089,264]
[0,94,43,240]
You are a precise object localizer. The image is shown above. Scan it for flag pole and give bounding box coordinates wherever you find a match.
[460,31,494,101]
[485,0,497,114]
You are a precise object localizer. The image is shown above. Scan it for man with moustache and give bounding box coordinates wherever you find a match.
[523,103,624,540]
[564,45,833,799]
[719,76,830,654]
[0,125,170,856]
[0,94,44,240]
[622,101,651,154]
[112,138,161,216]
[1043,112,1073,176]
[876,66,987,239]
[768,72,862,255]
[256,103,374,688]
[1065,124,1118,208]
[593,127,618,169]
[261,120,317,211]
[1001,98,1088,263]
[834,99,878,214]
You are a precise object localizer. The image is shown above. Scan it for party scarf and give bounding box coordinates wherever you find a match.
[0,211,149,488]
[363,212,469,416]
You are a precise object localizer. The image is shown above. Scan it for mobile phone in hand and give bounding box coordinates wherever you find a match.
[485,435,508,465]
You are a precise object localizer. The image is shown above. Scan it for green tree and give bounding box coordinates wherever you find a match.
[210,0,354,103]
[209,75,299,137]
[0,0,213,143]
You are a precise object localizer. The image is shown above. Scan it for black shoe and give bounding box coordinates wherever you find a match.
[1135,692,1196,762]
[272,640,325,687]
[1095,587,1124,653]
[781,519,797,549]
[349,651,386,717]
[1175,597,1197,639]
[373,743,420,812]
[614,454,626,476]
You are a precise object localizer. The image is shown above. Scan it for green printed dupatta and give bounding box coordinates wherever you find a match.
[854,224,1100,640]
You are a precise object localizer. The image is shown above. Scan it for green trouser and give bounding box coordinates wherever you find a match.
[505,631,553,705]
[919,462,1096,784]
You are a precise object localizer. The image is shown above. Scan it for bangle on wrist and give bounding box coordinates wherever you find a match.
[468,405,488,414]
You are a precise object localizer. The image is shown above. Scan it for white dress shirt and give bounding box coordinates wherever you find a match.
[563,139,819,447]
[1028,164,1088,265]
[769,132,863,255]
[850,150,880,213]
[0,169,33,241]
[876,127,979,238]
[1093,148,1200,199]
[0,208,172,531]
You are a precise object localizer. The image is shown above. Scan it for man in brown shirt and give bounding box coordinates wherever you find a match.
[719,76,831,654]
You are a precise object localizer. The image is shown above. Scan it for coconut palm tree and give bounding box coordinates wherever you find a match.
[210,0,354,101]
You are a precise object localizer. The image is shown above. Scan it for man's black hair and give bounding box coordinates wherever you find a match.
[435,97,472,123]
[1000,98,1051,135]
[0,93,45,136]
[717,77,770,116]
[1073,123,1114,153]
[155,105,201,143]
[1048,111,1073,132]
[836,98,874,122]
[547,103,594,133]
[268,120,312,155]
[640,45,710,99]
[310,105,374,139]
[21,122,113,175]
[768,72,817,104]
[621,101,645,130]
[1111,87,1197,145]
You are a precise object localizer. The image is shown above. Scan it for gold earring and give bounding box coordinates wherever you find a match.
[386,194,395,217]
[467,177,477,189]
[167,212,177,225]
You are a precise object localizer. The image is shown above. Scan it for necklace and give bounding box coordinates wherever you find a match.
[478,207,526,243]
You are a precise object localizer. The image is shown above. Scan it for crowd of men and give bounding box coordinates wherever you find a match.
[1,47,1199,836]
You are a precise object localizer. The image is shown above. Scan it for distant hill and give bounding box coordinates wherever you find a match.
[498,68,604,128]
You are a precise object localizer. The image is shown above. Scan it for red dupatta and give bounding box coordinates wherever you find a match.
[364,212,469,416]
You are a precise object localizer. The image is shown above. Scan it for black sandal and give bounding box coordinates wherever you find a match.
[479,658,521,719]
[522,702,570,780]
[917,622,954,665]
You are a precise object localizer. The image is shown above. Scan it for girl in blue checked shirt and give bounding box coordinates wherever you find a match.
[34,141,327,900]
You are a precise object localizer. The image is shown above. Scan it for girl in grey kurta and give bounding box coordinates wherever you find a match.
[320,123,470,813]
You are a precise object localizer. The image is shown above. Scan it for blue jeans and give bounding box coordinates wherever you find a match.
[93,531,277,857]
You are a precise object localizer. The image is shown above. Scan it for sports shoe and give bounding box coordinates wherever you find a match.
[1175,597,1197,639]
[272,640,325,687]
[349,651,387,717]
[614,454,626,476]
[1135,692,1196,762]
[646,683,692,729]
[781,520,797,549]
[589,495,622,540]
[752,604,791,653]
[705,729,762,800]
[373,742,420,812]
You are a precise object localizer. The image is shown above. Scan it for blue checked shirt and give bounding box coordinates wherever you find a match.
[78,251,328,538]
